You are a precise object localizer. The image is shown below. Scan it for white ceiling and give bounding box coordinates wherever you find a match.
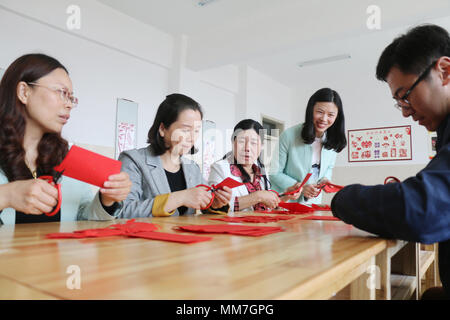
[98,0,450,87]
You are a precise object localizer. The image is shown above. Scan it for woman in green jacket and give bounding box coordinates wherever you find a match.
[270,88,347,205]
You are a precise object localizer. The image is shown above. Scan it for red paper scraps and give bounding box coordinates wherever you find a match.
[210,215,295,223]
[175,224,284,237]
[281,173,312,196]
[54,145,122,188]
[301,215,340,221]
[128,231,212,243]
[45,219,212,244]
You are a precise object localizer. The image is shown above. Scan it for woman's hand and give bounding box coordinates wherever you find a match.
[302,184,320,199]
[1,179,58,215]
[280,183,303,202]
[100,172,132,207]
[211,186,232,209]
[180,187,213,210]
[254,190,280,209]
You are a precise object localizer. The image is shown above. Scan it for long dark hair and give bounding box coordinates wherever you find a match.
[226,119,270,189]
[147,93,203,156]
[0,54,69,181]
[301,88,347,152]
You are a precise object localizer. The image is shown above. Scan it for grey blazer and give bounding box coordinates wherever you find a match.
[118,146,205,218]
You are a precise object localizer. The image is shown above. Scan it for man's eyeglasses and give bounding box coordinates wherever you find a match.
[393,60,437,112]
[27,82,79,108]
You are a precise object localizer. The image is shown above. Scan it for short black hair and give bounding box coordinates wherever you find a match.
[301,88,347,153]
[147,93,203,156]
[226,119,270,189]
[376,24,450,81]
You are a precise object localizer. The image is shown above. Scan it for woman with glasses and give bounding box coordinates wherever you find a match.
[118,93,232,218]
[270,88,347,205]
[208,119,302,212]
[0,53,131,224]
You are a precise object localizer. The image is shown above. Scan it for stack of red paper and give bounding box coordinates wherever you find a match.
[175,224,284,237]
[311,204,332,211]
[46,219,212,244]
[210,215,295,223]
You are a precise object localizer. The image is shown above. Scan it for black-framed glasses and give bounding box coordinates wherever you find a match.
[394,60,437,112]
[27,82,78,108]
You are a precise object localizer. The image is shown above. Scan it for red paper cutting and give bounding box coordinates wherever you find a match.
[45,219,212,244]
[128,231,212,243]
[210,215,295,223]
[54,145,122,188]
[175,224,284,237]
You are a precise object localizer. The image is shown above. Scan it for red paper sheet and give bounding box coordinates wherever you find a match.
[213,177,244,190]
[278,202,315,213]
[210,215,295,223]
[317,182,344,195]
[54,145,122,188]
[175,224,284,237]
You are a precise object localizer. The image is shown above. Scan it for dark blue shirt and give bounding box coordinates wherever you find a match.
[332,114,450,297]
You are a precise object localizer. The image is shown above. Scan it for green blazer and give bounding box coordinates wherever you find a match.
[269,123,337,204]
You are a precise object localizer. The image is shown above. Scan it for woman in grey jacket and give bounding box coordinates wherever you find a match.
[119,94,232,218]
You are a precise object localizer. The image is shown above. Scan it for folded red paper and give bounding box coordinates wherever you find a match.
[317,182,344,195]
[210,215,295,223]
[175,224,284,237]
[54,145,122,188]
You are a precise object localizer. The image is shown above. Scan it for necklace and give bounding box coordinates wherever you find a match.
[25,159,37,179]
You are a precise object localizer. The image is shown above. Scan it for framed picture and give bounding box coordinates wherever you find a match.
[115,98,138,159]
[348,125,412,162]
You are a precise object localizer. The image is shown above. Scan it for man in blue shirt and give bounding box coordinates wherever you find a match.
[331,24,450,299]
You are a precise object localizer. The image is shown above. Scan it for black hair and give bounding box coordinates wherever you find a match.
[225,119,270,189]
[300,88,347,152]
[376,24,450,81]
[147,93,203,156]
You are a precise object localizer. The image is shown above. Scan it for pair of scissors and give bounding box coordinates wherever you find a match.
[195,184,219,210]
[39,170,63,216]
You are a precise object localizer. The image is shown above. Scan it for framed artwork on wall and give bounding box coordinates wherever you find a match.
[348,125,412,162]
[115,98,138,159]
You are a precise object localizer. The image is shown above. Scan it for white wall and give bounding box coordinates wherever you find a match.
[291,15,450,169]
[0,0,294,163]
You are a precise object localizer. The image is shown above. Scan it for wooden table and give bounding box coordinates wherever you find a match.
[0,212,391,300]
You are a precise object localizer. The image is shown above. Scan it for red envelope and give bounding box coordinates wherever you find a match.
[213,177,244,190]
[54,145,122,188]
